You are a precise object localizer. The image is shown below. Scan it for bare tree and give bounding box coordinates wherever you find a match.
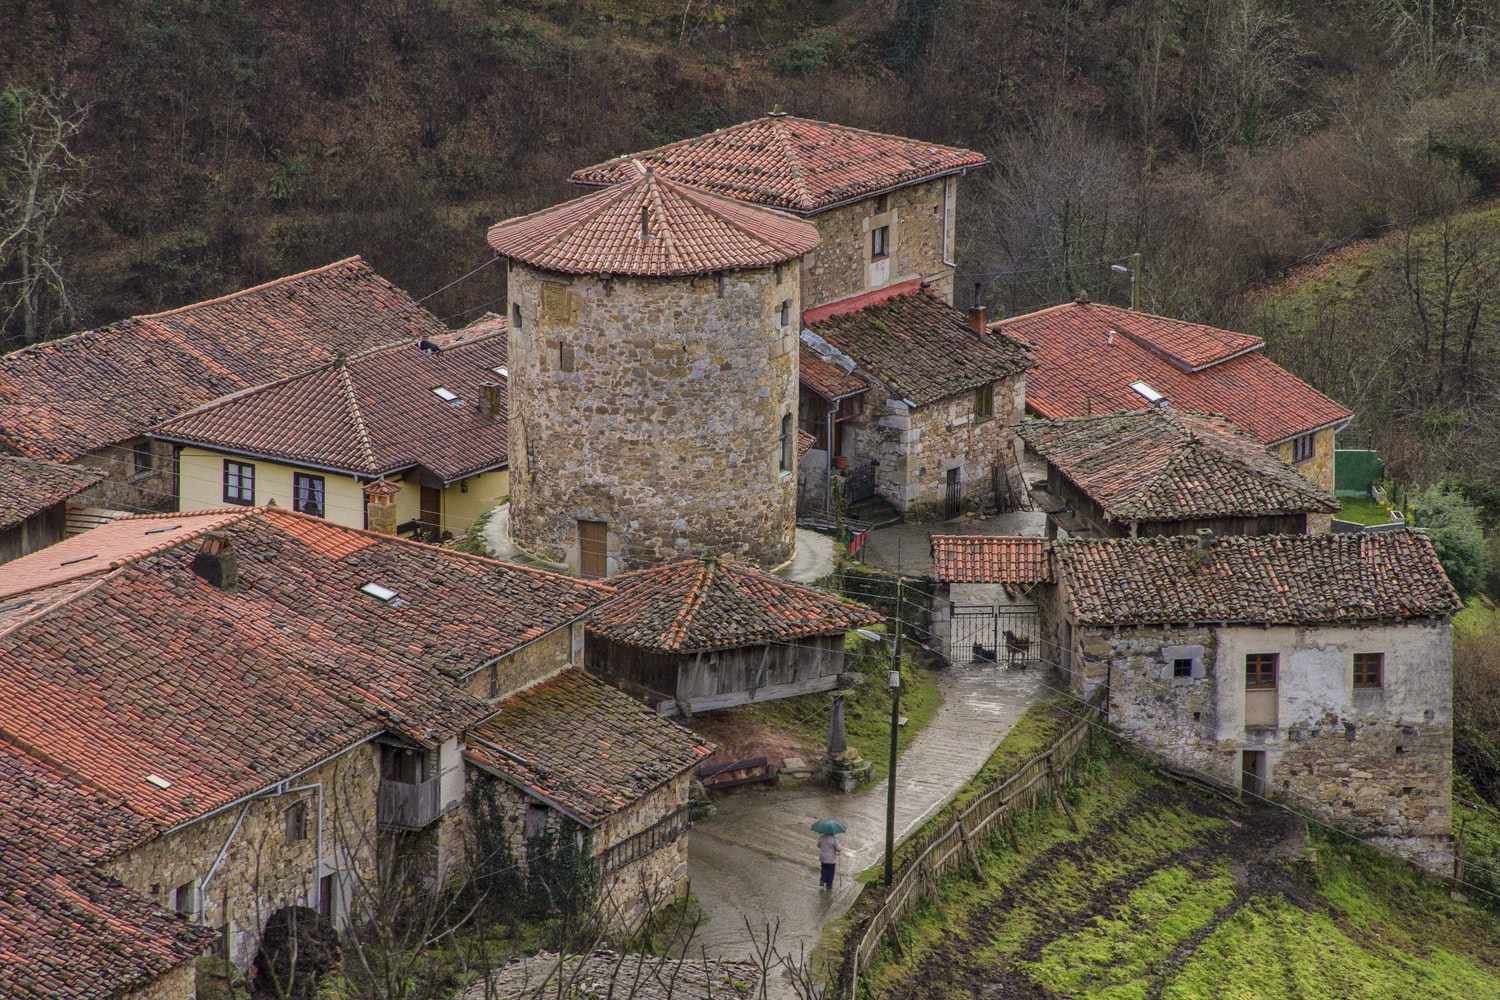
[0,86,89,345]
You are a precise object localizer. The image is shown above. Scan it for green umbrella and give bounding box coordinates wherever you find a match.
[810,818,846,835]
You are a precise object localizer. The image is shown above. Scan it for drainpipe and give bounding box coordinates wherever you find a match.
[200,780,325,920]
[824,401,839,511]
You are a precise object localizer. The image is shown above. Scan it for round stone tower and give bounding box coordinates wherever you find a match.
[488,166,820,576]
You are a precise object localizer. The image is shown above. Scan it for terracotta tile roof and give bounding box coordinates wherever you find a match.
[930,536,1053,584]
[0,744,214,1000]
[570,115,988,215]
[996,302,1352,445]
[0,257,447,462]
[0,509,245,603]
[488,167,820,277]
[1018,409,1339,523]
[1056,532,1462,626]
[0,457,106,529]
[799,351,870,401]
[588,555,881,653]
[152,332,508,481]
[0,507,613,834]
[806,287,1034,406]
[797,429,816,460]
[464,670,713,826]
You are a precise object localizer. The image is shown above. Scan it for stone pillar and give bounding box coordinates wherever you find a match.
[363,479,401,535]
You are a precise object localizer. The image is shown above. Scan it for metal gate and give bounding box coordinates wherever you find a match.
[944,467,963,519]
[949,604,1040,668]
[845,463,877,504]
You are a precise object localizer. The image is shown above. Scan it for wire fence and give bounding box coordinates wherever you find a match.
[834,689,1104,1000]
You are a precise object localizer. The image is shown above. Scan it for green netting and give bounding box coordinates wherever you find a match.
[1334,450,1384,497]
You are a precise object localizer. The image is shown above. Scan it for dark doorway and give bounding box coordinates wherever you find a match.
[944,467,963,519]
[419,486,442,536]
[1242,750,1267,799]
[578,520,608,578]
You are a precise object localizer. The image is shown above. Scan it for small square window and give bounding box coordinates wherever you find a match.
[1292,433,1315,463]
[173,879,198,916]
[133,441,153,476]
[524,802,548,839]
[285,800,308,842]
[780,300,792,327]
[223,461,255,505]
[511,302,523,329]
[874,193,890,213]
[294,473,325,518]
[1245,653,1277,689]
[1353,652,1384,689]
[974,383,994,422]
[871,226,889,260]
[1173,658,1194,678]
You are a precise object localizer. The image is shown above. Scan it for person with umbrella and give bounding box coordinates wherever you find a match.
[811,819,845,890]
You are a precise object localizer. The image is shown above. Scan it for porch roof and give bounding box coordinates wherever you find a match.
[930,535,1054,585]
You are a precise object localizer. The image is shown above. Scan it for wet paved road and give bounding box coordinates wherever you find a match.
[682,662,1046,979]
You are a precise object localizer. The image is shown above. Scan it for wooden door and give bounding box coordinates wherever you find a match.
[419,486,442,536]
[578,520,608,578]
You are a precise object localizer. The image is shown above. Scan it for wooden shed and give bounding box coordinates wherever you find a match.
[585,555,881,715]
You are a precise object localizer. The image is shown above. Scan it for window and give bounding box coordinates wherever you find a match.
[511,302,523,329]
[871,225,889,260]
[974,383,995,422]
[294,473,325,518]
[319,873,336,921]
[1354,652,1384,689]
[223,461,255,505]
[1245,653,1277,689]
[524,802,548,839]
[381,744,424,784]
[173,880,198,917]
[779,413,794,474]
[1173,658,1194,679]
[285,800,308,842]
[874,193,890,213]
[132,441,153,477]
[559,342,575,373]
[1292,433,1315,463]
[780,299,792,327]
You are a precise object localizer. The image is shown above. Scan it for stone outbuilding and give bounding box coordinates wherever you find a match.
[151,326,509,540]
[1018,408,1339,539]
[570,113,988,309]
[464,669,714,929]
[1046,531,1460,860]
[489,166,820,575]
[584,555,882,714]
[799,281,1034,518]
[0,456,105,562]
[997,301,1352,513]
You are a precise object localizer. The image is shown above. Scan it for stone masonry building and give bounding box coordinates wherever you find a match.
[489,165,820,575]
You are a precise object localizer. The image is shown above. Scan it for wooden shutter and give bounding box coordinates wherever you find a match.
[578,520,608,578]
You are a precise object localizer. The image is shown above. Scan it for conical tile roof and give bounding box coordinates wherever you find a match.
[487,165,820,277]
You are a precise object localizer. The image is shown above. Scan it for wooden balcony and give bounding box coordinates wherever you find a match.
[377,775,443,831]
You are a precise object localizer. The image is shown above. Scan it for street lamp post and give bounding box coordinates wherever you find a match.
[859,575,905,888]
[1110,252,1142,311]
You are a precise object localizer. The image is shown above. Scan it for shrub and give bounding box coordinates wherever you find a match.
[1408,483,1492,597]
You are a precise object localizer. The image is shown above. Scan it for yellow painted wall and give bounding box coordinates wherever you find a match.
[177,446,507,535]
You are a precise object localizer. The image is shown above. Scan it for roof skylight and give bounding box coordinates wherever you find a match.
[1129,380,1166,405]
[492,366,508,378]
[432,387,460,402]
[360,582,407,608]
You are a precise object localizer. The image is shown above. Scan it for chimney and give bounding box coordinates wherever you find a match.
[1195,528,1215,552]
[477,381,503,418]
[363,479,402,535]
[191,532,239,589]
[968,306,987,334]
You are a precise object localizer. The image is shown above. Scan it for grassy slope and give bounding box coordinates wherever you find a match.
[866,747,1500,1000]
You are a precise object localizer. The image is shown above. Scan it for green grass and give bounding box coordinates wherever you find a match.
[728,631,942,782]
[1335,495,1396,526]
[1454,599,1500,636]
[863,751,1500,1000]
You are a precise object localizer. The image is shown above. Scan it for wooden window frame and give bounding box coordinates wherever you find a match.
[293,472,325,518]
[222,460,255,505]
[1353,652,1384,689]
[132,441,153,477]
[974,383,995,422]
[1245,652,1277,690]
[1292,433,1315,463]
[871,225,889,261]
[285,800,308,843]
[1172,657,1194,679]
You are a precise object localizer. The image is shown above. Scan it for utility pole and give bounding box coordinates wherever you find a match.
[885,576,904,888]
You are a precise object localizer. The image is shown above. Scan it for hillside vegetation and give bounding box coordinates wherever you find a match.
[867,746,1500,1000]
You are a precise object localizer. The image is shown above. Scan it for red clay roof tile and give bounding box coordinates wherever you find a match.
[464,670,713,826]
[589,555,881,653]
[996,302,1352,445]
[799,352,870,401]
[0,457,106,529]
[571,115,988,215]
[488,168,819,277]
[151,332,508,481]
[1056,532,1461,626]
[0,258,448,463]
[1018,409,1339,522]
[930,536,1053,585]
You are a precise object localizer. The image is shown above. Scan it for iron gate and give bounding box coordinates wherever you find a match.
[949,604,1040,668]
[845,463,877,504]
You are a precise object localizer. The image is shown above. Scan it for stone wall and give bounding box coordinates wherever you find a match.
[800,177,960,308]
[123,961,198,1000]
[1273,426,1337,520]
[71,436,177,512]
[459,624,577,701]
[1088,618,1452,849]
[842,371,1025,515]
[506,263,799,573]
[103,746,381,969]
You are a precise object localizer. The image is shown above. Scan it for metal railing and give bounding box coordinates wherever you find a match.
[593,805,691,877]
